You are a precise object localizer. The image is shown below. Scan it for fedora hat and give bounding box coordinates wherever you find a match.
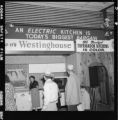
[44,71,54,78]
[67,64,74,70]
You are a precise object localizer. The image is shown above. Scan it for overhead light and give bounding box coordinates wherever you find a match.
[105,18,110,22]
[115,22,118,25]
[5,29,8,34]
[115,7,118,10]
[9,23,14,28]
[105,31,109,36]
[102,17,111,28]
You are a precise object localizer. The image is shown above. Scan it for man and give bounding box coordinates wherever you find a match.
[65,64,81,111]
[42,71,59,111]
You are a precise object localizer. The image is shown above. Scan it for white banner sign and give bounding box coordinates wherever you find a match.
[76,39,114,52]
[29,63,66,73]
[5,39,74,53]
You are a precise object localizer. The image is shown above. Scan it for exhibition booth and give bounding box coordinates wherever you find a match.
[5,23,114,111]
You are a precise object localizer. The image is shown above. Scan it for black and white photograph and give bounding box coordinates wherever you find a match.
[4,1,115,112]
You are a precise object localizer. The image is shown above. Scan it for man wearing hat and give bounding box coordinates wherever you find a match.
[65,64,81,111]
[42,71,59,111]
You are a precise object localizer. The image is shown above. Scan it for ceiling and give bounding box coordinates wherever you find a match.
[5,2,114,28]
[14,2,114,13]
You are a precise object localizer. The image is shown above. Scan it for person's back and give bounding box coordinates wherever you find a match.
[42,72,59,111]
[44,80,58,103]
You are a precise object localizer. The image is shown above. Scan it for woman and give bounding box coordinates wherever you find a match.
[29,76,40,111]
[5,74,17,111]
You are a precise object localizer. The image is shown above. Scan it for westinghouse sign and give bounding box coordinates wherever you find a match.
[5,39,74,54]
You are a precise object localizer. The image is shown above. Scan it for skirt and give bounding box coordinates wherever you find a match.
[31,88,40,109]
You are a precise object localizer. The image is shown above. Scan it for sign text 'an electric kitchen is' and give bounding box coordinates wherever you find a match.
[5,24,109,54]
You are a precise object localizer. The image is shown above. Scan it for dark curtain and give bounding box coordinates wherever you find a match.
[89,66,110,109]
[89,67,99,88]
